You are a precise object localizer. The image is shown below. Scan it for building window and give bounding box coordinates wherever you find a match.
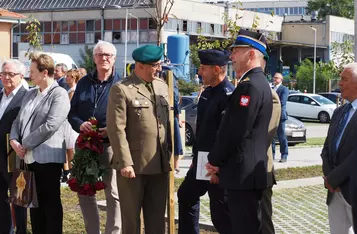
[149,18,157,29]
[86,20,95,31]
[60,33,69,44]
[183,20,187,32]
[86,32,95,43]
[197,22,202,33]
[140,19,148,30]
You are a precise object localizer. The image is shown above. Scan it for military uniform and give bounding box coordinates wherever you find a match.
[261,90,281,234]
[177,50,233,234]
[207,30,273,233]
[107,45,171,234]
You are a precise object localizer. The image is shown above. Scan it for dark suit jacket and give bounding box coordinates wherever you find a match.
[208,67,273,190]
[276,84,289,121]
[0,86,27,173]
[321,103,357,204]
[57,76,70,91]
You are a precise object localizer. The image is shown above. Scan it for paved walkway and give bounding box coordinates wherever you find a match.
[176,146,323,178]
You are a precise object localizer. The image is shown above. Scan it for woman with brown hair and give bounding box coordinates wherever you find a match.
[10,52,70,233]
[61,69,81,182]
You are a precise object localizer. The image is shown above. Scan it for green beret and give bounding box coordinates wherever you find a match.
[132,45,163,64]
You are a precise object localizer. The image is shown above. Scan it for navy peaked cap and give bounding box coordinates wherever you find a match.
[198,49,231,66]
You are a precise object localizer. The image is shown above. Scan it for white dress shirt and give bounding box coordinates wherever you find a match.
[23,85,52,164]
[0,84,22,119]
[274,82,282,91]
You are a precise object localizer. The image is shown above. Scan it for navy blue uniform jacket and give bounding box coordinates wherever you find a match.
[193,78,235,165]
[208,67,273,190]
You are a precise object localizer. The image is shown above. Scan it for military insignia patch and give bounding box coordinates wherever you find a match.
[240,95,250,107]
[242,77,250,82]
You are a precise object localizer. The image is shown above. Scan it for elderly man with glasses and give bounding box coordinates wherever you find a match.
[0,59,28,234]
[68,40,122,234]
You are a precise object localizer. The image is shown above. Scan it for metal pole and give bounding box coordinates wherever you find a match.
[311,27,317,94]
[355,0,357,61]
[124,8,128,78]
[137,18,139,48]
[101,6,105,40]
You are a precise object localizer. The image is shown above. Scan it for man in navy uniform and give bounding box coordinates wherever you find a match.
[206,29,273,233]
[272,72,289,162]
[177,49,234,234]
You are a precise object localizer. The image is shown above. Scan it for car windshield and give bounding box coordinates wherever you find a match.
[311,95,335,105]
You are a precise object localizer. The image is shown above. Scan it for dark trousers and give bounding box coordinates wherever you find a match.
[27,162,63,234]
[0,171,27,234]
[261,187,275,234]
[177,166,231,234]
[272,120,288,159]
[227,189,263,234]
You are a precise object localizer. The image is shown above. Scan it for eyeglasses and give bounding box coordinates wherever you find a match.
[94,53,114,58]
[0,72,20,78]
[149,62,163,68]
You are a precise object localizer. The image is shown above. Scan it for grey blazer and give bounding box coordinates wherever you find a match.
[10,82,70,164]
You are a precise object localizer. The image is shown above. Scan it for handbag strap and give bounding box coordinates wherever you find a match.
[20,86,60,140]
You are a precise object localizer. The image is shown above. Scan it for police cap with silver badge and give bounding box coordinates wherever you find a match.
[132,45,163,64]
[198,49,231,66]
[231,29,270,60]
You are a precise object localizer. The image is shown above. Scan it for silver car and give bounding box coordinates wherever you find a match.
[183,102,306,146]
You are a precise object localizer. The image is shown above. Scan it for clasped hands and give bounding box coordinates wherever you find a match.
[80,121,107,138]
[206,163,220,185]
[10,140,26,158]
[323,176,340,193]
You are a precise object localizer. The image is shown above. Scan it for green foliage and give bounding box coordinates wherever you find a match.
[71,149,106,186]
[178,80,200,95]
[331,40,354,73]
[295,59,337,92]
[78,45,96,72]
[25,16,42,55]
[306,0,354,19]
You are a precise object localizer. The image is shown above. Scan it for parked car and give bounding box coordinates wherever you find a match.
[318,92,342,105]
[183,103,307,146]
[289,90,301,95]
[287,93,336,123]
[181,96,196,108]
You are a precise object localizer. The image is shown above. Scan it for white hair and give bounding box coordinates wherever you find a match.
[93,40,117,56]
[343,63,357,80]
[2,59,26,76]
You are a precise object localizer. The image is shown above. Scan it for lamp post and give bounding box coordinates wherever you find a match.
[129,13,140,48]
[311,26,317,94]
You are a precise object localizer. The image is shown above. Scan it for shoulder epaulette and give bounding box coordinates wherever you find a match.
[242,77,250,82]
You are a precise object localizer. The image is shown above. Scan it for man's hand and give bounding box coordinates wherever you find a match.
[121,166,136,178]
[98,128,108,138]
[206,163,219,175]
[80,121,93,133]
[10,140,26,158]
[323,176,335,193]
[178,120,184,128]
[210,173,219,184]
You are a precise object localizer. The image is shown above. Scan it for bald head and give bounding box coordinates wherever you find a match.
[273,73,283,86]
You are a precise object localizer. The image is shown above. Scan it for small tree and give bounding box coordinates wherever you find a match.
[25,16,42,55]
[330,40,354,73]
[145,0,175,45]
[78,46,96,72]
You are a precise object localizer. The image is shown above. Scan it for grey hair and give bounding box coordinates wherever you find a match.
[2,59,26,76]
[343,63,357,80]
[93,40,117,56]
[56,63,68,72]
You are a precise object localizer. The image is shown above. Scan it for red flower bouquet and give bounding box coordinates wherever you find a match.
[68,117,107,196]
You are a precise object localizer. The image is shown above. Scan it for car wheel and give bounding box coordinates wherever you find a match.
[318,111,330,123]
[185,124,194,145]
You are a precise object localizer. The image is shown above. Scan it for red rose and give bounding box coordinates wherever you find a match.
[67,178,79,192]
[95,181,106,191]
[89,118,98,126]
[78,184,96,196]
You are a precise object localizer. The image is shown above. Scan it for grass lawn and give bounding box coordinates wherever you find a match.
[298,137,325,147]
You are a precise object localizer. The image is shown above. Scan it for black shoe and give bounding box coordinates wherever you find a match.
[279,158,287,163]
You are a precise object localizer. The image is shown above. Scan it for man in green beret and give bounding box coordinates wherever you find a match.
[107,45,172,234]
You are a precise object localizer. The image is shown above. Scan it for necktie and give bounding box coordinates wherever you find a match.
[332,103,352,152]
[146,82,154,95]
